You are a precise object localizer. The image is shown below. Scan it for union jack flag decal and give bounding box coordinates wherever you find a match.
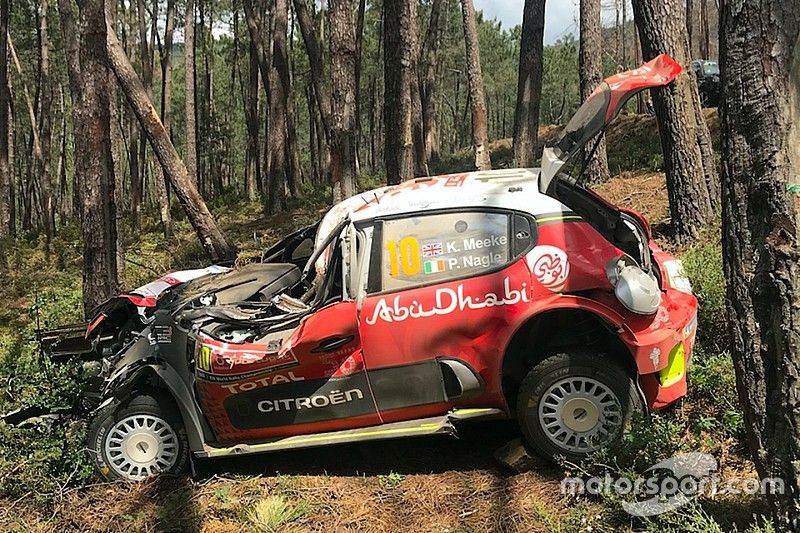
[422,243,443,257]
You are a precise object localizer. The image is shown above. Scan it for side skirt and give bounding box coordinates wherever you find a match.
[196,408,506,458]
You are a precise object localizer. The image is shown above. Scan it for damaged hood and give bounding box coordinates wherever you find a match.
[539,54,682,193]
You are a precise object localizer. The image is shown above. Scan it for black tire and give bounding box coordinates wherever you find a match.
[516,351,642,464]
[88,390,190,481]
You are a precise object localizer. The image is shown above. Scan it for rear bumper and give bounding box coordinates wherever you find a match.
[623,289,698,410]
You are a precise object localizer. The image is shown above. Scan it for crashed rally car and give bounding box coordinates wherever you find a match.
[40,55,697,481]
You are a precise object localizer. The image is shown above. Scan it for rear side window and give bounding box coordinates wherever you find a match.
[377,211,512,292]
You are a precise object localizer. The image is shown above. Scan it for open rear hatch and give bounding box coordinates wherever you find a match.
[538,54,682,270]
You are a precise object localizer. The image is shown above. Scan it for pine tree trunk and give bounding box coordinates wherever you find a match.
[266,0,290,214]
[685,0,694,57]
[419,0,444,168]
[244,39,260,200]
[184,0,198,186]
[512,0,545,168]
[106,24,237,263]
[329,0,357,202]
[459,0,491,171]
[721,0,800,527]
[292,0,333,185]
[156,0,175,238]
[38,0,55,243]
[383,0,423,184]
[632,0,717,241]
[700,0,709,59]
[579,0,610,183]
[64,0,120,316]
[0,0,9,240]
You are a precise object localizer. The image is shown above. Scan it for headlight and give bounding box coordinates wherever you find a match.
[663,259,693,294]
[606,255,661,315]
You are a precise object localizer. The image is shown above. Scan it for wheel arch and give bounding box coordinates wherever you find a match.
[501,302,638,411]
[110,364,209,453]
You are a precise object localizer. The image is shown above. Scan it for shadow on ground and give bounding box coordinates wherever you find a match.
[194,420,559,480]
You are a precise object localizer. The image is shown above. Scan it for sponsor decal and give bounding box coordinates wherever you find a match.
[224,374,377,429]
[366,277,529,325]
[257,388,365,413]
[220,371,305,394]
[197,345,213,372]
[650,347,662,369]
[526,245,570,291]
[444,174,467,187]
[422,243,444,257]
[148,325,173,345]
[196,340,299,376]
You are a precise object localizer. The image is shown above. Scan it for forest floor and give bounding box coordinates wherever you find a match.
[0,113,773,532]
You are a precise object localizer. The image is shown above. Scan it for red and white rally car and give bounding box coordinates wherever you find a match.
[45,55,697,481]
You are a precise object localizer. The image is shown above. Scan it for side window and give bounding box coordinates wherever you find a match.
[378,211,514,292]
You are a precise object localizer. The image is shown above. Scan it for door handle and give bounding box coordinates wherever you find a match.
[311,335,355,353]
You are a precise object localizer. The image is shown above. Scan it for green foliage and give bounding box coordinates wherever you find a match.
[682,228,729,353]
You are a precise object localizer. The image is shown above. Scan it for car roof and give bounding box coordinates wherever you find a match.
[334,168,569,224]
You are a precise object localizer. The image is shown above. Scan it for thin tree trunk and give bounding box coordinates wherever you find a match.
[106,23,237,262]
[579,0,610,183]
[329,0,358,202]
[266,0,290,214]
[38,0,54,242]
[512,0,545,168]
[184,0,198,185]
[700,0,710,59]
[459,0,491,171]
[157,0,175,238]
[419,0,444,168]
[632,0,718,241]
[720,0,800,527]
[242,39,260,200]
[686,0,694,57]
[0,0,9,240]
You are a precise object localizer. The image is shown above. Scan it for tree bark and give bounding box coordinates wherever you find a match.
[685,0,694,57]
[184,0,198,185]
[329,0,357,202]
[156,0,175,238]
[512,0,545,168]
[60,0,120,316]
[419,0,444,168]
[579,0,610,183]
[383,0,424,184]
[721,0,800,527]
[0,0,9,240]
[242,39,260,200]
[632,0,718,241]
[292,0,331,139]
[106,22,237,262]
[264,0,290,214]
[459,0,491,171]
[38,0,55,242]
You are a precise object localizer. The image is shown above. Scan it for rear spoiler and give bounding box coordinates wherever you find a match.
[540,54,682,193]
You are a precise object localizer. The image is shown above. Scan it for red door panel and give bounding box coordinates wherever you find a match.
[195,301,381,444]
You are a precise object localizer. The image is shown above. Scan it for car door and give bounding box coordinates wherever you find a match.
[196,224,382,444]
[356,209,537,424]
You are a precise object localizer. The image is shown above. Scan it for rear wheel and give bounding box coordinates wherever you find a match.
[88,391,189,481]
[516,351,642,463]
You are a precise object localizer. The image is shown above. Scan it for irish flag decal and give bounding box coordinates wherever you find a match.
[424,259,446,274]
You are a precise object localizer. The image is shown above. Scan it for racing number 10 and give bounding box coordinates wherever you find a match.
[386,237,421,277]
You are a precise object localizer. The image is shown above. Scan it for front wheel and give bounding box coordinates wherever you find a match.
[517,351,642,463]
[88,391,190,481]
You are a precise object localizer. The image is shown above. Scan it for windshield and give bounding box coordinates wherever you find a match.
[702,61,719,75]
